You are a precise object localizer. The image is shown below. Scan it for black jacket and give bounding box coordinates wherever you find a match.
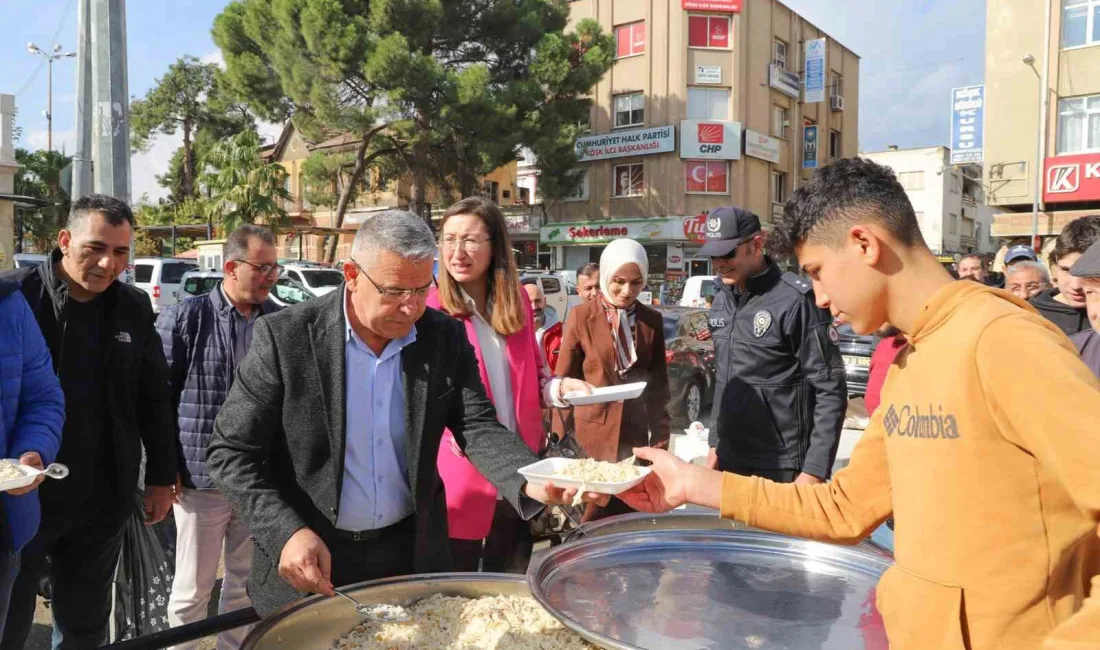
[207,287,542,615]
[707,260,847,478]
[0,249,177,518]
[1028,289,1089,336]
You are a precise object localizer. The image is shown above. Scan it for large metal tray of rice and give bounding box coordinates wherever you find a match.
[528,529,893,650]
[240,573,601,650]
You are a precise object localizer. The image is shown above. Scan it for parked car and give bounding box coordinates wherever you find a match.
[657,306,717,425]
[133,257,198,313]
[282,263,344,296]
[679,275,720,308]
[519,271,581,320]
[178,269,316,308]
[836,323,874,397]
[13,253,47,269]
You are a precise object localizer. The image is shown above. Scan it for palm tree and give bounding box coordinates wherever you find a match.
[202,130,290,234]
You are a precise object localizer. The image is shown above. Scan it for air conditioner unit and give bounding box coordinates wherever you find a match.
[830,95,845,111]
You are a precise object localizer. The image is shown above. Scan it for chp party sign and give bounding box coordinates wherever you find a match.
[574,126,676,162]
[680,120,743,160]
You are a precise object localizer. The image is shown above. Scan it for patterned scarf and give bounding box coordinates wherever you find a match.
[602,296,638,376]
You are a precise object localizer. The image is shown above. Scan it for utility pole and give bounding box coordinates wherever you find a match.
[1030,0,1052,252]
[26,42,76,153]
[72,0,94,200]
[90,0,130,202]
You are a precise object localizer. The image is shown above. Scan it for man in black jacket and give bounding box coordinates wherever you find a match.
[208,210,587,616]
[1029,215,1100,337]
[702,207,847,484]
[0,194,177,650]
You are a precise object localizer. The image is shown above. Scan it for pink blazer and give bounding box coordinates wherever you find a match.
[426,286,548,540]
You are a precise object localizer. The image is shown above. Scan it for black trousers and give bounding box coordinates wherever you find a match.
[449,500,534,574]
[328,518,416,589]
[1,502,126,650]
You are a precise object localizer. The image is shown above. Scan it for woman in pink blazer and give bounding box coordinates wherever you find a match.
[428,197,590,573]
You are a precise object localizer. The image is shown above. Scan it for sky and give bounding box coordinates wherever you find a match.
[0,0,986,202]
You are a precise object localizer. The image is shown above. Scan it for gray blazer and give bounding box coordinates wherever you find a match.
[207,287,541,615]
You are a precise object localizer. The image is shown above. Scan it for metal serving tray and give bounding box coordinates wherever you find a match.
[566,511,893,557]
[529,529,892,650]
[241,573,541,650]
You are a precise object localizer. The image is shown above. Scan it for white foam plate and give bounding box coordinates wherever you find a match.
[0,463,39,493]
[563,381,647,406]
[0,462,69,493]
[518,457,651,495]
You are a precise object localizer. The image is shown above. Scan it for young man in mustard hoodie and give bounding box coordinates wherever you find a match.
[620,158,1100,650]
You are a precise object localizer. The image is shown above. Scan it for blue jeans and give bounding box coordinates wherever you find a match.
[0,549,21,640]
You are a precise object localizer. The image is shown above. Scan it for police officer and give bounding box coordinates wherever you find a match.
[701,207,847,484]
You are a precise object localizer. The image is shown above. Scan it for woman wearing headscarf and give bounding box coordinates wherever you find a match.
[556,238,672,521]
[427,197,592,572]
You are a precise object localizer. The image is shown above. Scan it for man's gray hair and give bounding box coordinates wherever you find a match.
[351,210,437,264]
[224,224,276,261]
[1006,260,1051,283]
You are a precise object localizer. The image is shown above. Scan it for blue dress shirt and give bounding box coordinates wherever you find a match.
[335,291,416,531]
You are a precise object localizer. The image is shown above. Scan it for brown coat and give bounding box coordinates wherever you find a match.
[556,299,672,462]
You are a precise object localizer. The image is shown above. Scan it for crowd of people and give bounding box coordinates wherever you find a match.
[0,156,1096,650]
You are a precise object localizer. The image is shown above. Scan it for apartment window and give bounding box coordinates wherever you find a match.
[829,129,842,158]
[481,180,500,203]
[899,171,925,191]
[949,214,958,235]
[614,92,645,128]
[950,173,960,193]
[688,15,732,49]
[687,87,730,121]
[613,163,644,197]
[616,21,646,58]
[685,161,728,194]
[564,171,589,201]
[1056,94,1100,153]
[829,72,843,98]
[1062,0,1100,48]
[771,171,786,205]
[773,106,788,138]
[774,39,788,69]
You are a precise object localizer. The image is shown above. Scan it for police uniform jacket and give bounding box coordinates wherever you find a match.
[707,259,847,478]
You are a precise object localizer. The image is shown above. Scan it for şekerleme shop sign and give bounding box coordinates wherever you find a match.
[574,126,676,162]
[541,217,701,245]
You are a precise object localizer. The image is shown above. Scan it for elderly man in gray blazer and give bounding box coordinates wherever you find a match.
[208,210,588,615]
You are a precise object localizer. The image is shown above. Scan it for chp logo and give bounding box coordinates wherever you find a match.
[1043,155,1100,203]
[698,123,724,144]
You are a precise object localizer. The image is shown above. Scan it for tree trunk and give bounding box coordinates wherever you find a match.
[181,118,195,199]
[323,127,397,263]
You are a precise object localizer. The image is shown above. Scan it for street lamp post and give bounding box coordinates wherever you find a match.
[1026,0,1053,253]
[27,42,77,153]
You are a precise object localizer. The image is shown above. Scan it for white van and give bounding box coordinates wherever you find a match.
[282,264,344,296]
[133,258,198,313]
[679,275,720,309]
[520,271,581,319]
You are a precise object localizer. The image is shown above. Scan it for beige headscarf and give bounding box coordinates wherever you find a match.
[599,239,649,376]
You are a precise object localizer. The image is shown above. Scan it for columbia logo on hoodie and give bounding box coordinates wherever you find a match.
[882,404,961,440]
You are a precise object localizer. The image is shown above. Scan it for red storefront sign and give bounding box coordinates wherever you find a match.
[682,0,741,12]
[684,214,708,243]
[1043,153,1100,203]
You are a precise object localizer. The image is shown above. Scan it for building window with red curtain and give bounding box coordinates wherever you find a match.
[684,161,729,194]
[687,15,732,49]
[615,21,646,58]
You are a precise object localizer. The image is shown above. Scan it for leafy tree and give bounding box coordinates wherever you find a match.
[13,148,70,252]
[131,56,254,201]
[213,0,613,261]
[300,151,360,215]
[202,130,291,234]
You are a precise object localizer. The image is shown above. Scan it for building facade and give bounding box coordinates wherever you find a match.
[862,146,998,257]
[985,0,1100,257]
[539,0,859,302]
[263,123,543,264]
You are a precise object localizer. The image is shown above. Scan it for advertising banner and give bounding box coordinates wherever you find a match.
[950,85,984,164]
[803,39,826,103]
[802,125,819,169]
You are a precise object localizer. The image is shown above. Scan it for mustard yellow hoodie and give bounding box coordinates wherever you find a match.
[720,281,1100,650]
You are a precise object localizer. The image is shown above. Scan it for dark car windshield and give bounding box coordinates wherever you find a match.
[302,270,344,288]
[662,314,680,341]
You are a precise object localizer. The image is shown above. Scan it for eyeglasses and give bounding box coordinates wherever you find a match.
[233,260,283,276]
[441,236,491,254]
[349,259,435,303]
